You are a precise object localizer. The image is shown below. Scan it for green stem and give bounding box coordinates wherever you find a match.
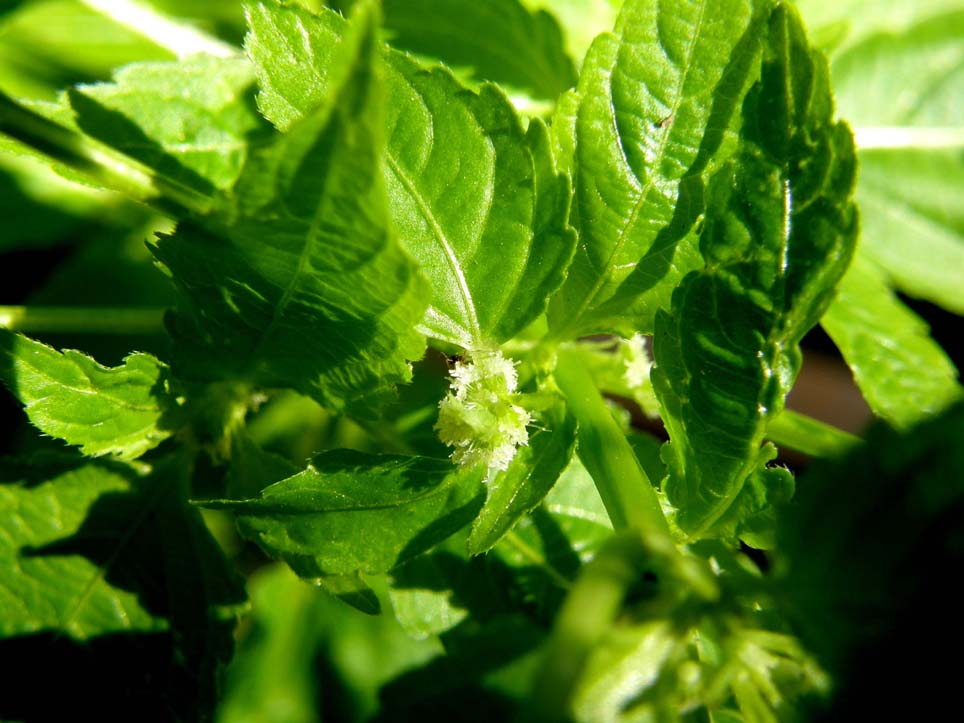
[0,91,210,218]
[0,307,167,335]
[767,409,861,457]
[526,531,649,722]
[554,347,672,539]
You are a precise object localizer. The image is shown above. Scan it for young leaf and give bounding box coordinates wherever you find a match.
[381,0,576,100]
[65,55,263,195]
[821,256,961,429]
[154,2,428,414]
[547,0,763,339]
[0,454,245,720]
[244,0,575,348]
[652,4,858,539]
[0,330,180,460]
[467,400,577,554]
[200,449,486,579]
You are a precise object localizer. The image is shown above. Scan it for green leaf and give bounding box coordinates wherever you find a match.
[381,0,576,100]
[467,399,577,554]
[855,149,964,315]
[0,454,245,719]
[154,2,428,413]
[244,0,575,348]
[702,444,795,550]
[201,449,486,578]
[66,55,263,194]
[829,9,964,128]
[821,256,961,429]
[547,0,764,339]
[652,4,859,539]
[0,330,180,460]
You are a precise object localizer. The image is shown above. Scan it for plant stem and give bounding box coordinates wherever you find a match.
[0,307,167,335]
[525,531,649,722]
[0,91,210,218]
[767,409,861,457]
[554,347,672,539]
[79,0,237,58]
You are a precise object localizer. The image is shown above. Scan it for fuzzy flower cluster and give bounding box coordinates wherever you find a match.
[435,351,531,472]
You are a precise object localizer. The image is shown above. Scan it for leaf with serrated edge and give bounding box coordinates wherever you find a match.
[652,4,858,539]
[547,0,763,339]
[68,55,263,194]
[154,2,427,414]
[821,256,961,429]
[244,0,575,348]
[0,331,178,460]
[200,449,486,578]
[468,400,577,554]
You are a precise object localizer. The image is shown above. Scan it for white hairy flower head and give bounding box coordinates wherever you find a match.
[435,350,531,472]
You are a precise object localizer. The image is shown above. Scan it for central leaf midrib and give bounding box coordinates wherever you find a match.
[564,0,709,335]
[385,153,482,344]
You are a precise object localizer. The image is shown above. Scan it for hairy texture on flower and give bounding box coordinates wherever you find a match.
[435,351,531,471]
[619,333,660,418]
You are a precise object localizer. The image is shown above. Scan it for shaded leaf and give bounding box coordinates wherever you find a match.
[201,449,486,578]
[244,0,575,348]
[652,4,858,538]
[0,330,180,460]
[468,399,577,554]
[779,401,964,719]
[0,454,245,720]
[547,0,764,339]
[154,2,428,413]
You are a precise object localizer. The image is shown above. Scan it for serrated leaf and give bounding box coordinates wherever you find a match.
[381,0,576,100]
[547,0,764,339]
[154,3,428,414]
[821,256,961,429]
[201,449,486,578]
[66,55,263,194]
[467,400,577,554]
[0,454,245,719]
[0,331,180,460]
[652,5,858,539]
[244,0,575,348]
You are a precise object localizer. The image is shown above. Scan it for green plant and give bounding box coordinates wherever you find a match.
[0,0,961,721]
